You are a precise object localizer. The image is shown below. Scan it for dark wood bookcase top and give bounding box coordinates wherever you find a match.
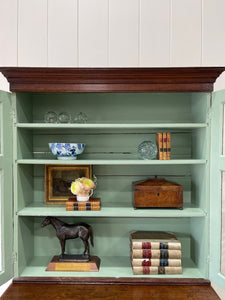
[0,67,224,92]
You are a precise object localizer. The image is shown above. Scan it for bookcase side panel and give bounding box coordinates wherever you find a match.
[190,218,208,278]
[191,93,210,124]
[17,217,34,277]
[17,165,34,210]
[16,93,33,123]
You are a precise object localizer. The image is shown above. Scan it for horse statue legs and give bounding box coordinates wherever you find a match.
[60,239,66,257]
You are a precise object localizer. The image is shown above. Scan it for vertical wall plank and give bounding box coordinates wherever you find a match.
[109,0,139,66]
[203,0,225,66]
[171,0,201,66]
[48,0,77,67]
[79,0,108,67]
[0,0,17,66]
[140,0,170,66]
[18,0,47,66]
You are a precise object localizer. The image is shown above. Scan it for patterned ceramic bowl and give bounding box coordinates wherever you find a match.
[49,143,85,160]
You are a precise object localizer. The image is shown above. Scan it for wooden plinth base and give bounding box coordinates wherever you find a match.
[46,256,100,272]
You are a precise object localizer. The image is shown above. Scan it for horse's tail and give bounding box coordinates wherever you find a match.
[89,226,94,247]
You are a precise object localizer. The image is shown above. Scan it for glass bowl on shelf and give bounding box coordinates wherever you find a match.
[58,112,71,123]
[138,140,158,160]
[44,111,58,123]
[73,112,88,123]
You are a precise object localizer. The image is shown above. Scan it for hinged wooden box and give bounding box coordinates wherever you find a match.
[133,178,183,209]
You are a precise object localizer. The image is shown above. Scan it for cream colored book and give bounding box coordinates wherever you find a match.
[132,258,181,267]
[130,231,181,250]
[131,249,182,259]
[132,266,182,275]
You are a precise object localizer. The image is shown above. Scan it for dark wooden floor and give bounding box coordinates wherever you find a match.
[1,282,220,300]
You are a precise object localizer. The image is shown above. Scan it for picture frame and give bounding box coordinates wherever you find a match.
[45,164,92,204]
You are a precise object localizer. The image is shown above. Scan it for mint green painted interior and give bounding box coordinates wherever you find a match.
[16,92,208,124]
[10,91,212,279]
[16,216,203,278]
[0,91,13,285]
[210,89,225,289]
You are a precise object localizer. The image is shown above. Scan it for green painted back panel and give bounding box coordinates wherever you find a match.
[15,92,208,124]
[13,91,210,279]
[31,93,193,123]
[0,91,13,285]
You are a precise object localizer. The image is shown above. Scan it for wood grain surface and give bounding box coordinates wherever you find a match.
[1,282,220,300]
[0,67,224,92]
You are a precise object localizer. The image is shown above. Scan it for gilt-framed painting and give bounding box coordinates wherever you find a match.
[45,164,92,204]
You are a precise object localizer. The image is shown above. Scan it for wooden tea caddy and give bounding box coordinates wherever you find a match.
[133,178,183,209]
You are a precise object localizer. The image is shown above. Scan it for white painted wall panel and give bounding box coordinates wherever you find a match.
[140,0,170,66]
[79,0,108,67]
[214,72,225,91]
[171,0,201,66]
[18,0,47,66]
[0,0,17,66]
[0,75,9,93]
[109,0,139,66]
[48,0,77,67]
[203,0,225,66]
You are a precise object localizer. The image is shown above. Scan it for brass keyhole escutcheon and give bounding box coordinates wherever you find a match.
[157,193,160,196]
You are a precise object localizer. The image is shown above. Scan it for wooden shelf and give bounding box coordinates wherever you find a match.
[16,159,207,165]
[17,203,206,218]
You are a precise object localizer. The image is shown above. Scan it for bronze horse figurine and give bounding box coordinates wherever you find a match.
[41,217,94,258]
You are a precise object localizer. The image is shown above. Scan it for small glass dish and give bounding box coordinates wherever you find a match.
[73,112,88,123]
[58,112,71,123]
[44,111,58,123]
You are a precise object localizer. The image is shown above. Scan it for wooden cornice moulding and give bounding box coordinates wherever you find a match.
[0,67,225,92]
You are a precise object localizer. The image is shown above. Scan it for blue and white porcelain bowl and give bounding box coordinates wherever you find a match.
[49,143,85,160]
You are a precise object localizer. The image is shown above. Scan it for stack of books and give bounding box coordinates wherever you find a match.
[66,197,101,211]
[156,132,171,160]
[130,231,182,275]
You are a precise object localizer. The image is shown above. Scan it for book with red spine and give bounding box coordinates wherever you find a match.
[166,132,171,160]
[132,266,182,275]
[132,258,181,267]
[162,132,167,160]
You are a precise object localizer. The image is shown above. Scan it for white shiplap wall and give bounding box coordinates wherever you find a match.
[0,0,225,88]
[0,0,225,298]
[0,0,225,69]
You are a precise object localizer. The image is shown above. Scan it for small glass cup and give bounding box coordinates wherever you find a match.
[73,112,88,123]
[138,140,158,160]
[44,111,58,123]
[58,112,71,123]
